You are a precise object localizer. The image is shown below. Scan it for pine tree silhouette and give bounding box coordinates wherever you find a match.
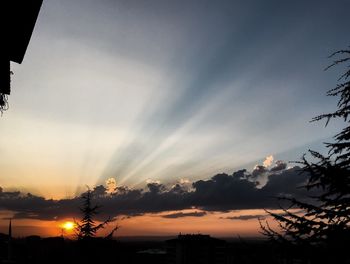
[75,188,111,240]
[260,47,350,262]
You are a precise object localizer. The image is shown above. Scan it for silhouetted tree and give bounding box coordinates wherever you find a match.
[75,188,111,240]
[105,224,120,240]
[260,47,350,261]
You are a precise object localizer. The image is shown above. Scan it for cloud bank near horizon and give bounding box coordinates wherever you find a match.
[0,160,315,221]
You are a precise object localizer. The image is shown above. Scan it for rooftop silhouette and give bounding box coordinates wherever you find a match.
[0,0,43,112]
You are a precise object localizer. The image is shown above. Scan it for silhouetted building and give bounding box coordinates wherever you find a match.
[0,0,43,111]
[166,234,228,264]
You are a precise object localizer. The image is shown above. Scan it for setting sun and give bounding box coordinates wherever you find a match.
[61,221,75,231]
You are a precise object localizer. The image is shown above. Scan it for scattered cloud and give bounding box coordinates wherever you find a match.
[146,182,166,194]
[251,156,289,187]
[263,155,274,167]
[106,178,117,194]
[146,179,161,184]
[223,214,267,221]
[162,211,207,219]
[179,178,190,184]
[270,160,287,172]
[252,165,268,178]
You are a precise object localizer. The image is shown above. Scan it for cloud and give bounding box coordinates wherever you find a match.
[270,160,287,172]
[91,185,107,197]
[263,155,274,167]
[252,165,268,178]
[170,183,188,194]
[162,211,207,219]
[146,179,161,184]
[250,158,288,187]
[0,165,312,221]
[146,182,166,194]
[105,178,117,194]
[223,214,267,221]
[179,178,190,184]
[222,208,305,221]
[262,167,309,197]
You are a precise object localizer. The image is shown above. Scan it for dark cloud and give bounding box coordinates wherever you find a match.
[262,167,309,197]
[0,165,312,221]
[251,165,268,178]
[223,214,267,221]
[169,183,188,194]
[190,172,261,211]
[270,160,287,172]
[146,182,166,194]
[162,211,207,219]
[91,185,107,197]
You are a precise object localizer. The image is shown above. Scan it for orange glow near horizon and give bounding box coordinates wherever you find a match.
[0,209,290,238]
[112,209,275,237]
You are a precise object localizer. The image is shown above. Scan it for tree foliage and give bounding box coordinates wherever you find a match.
[260,47,350,251]
[75,189,111,240]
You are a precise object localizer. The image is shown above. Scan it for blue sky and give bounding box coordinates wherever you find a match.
[0,0,349,198]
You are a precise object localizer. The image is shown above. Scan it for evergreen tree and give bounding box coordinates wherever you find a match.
[75,189,111,240]
[260,47,350,260]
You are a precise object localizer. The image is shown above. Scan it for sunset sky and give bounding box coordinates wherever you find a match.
[0,0,349,238]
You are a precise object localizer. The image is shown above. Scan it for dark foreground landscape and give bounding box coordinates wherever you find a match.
[0,233,349,264]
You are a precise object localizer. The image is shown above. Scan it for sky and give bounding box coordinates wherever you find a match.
[0,0,350,237]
